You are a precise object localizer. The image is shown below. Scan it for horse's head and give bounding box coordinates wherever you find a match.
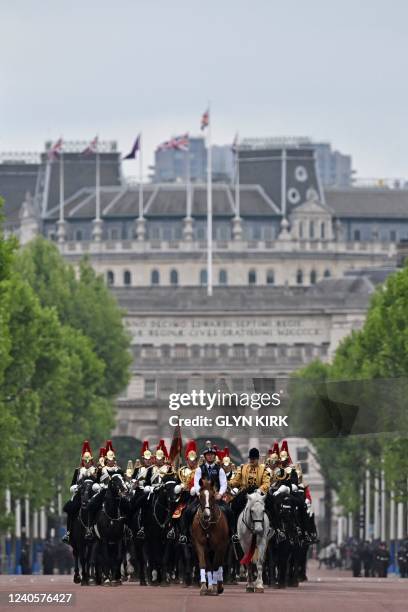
[160,475,179,505]
[109,473,126,497]
[246,491,266,534]
[199,479,215,520]
[80,479,94,508]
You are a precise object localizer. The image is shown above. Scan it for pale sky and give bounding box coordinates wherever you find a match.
[1,0,407,180]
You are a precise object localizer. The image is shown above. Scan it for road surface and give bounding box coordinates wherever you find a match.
[1,563,407,612]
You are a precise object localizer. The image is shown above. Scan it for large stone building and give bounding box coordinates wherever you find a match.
[1,140,402,532]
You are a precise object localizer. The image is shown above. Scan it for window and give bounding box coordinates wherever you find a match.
[296,269,303,285]
[151,269,160,285]
[204,345,217,359]
[191,345,201,359]
[299,221,303,239]
[175,344,188,359]
[266,270,275,285]
[233,344,246,359]
[177,378,189,394]
[219,269,228,285]
[219,344,229,359]
[321,222,325,239]
[309,221,315,239]
[161,345,171,359]
[170,269,178,286]
[248,344,258,358]
[390,230,397,242]
[354,229,361,241]
[124,270,131,286]
[109,228,119,240]
[144,378,156,399]
[324,269,331,278]
[75,229,83,241]
[200,269,207,286]
[248,269,257,285]
[107,270,114,286]
[297,447,309,475]
[310,270,317,284]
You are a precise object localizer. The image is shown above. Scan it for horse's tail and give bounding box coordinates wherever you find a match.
[240,534,257,565]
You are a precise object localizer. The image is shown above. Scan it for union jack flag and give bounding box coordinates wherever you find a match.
[48,137,63,161]
[157,133,189,152]
[81,136,98,155]
[200,108,209,131]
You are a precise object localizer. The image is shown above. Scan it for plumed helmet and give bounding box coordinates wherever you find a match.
[222,447,231,466]
[105,439,116,461]
[141,440,152,460]
[126,460,133,478]
[280,440,292,464]
[81,440,93,466]
[269,441,280,463]
[156,439,169,461]
[185,440,198,462]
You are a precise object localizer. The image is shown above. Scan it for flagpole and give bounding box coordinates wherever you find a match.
[185,140,191,217]
[138,132,143,219]
[207,105,213,296]
[235,138,240,218]
[59,150,64,223]
[95,144,100,221]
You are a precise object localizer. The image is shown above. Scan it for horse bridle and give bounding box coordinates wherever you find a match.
[242,500,265,534]
[198,490,221,530]
[152,481,176,529]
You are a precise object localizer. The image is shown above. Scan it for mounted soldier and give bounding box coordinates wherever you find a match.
[132,440,152,487]
[229,447,270,543]
[101,439,123,479]
[192,442,234,539]
[144,439,173,490]
[176,440,199,543]
[62,440,97,544]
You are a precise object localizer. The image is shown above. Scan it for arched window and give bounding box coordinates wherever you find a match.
[248,269,257,285]
[320,222,325,239]
[324,269,331,278]
[107,270,114,286]
[124,270,131,286]
[200,269,207,286]
[219,269,228,285]
[296,269,303,285]
[170,269,178,286]
[309,221,315,239]
[151,269,160,285]
[266,270,275,285]
[310,270,317,284]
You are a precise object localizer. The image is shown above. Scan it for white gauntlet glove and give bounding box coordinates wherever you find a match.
[190,487,197,497]
[273,485,290,497]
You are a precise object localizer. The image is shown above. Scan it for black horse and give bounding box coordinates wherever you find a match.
[70,479,97,586]
[126,485,148,585]
[143,478,179,585]
[93,473,128,586]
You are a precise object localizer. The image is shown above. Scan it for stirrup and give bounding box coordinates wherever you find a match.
[136,527,145,540]
[179,535,187,544]
[167,528,176,540]
[61,532,70,544]
[231,534,240,543]
[85,527,94,540]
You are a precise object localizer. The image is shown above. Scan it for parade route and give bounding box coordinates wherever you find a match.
[0,565,407,612]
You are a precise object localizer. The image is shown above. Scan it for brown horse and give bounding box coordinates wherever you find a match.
[191,480,229,596]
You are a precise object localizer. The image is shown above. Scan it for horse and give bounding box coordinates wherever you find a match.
[126,484,148,585]
[191,480,229,596]
[70,479,97,586]
[143,477,179,585]
[93,473,128,586]
[237,491,271,593]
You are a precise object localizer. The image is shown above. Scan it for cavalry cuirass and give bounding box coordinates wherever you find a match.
[200,463,220,490]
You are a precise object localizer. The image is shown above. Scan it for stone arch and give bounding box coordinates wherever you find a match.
[111,435,143,463]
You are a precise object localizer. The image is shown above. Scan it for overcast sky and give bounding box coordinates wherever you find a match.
[1,0,407,180]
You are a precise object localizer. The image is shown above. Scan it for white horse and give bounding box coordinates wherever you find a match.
[237,491,271,593]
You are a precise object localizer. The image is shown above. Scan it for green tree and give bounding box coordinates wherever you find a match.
[14,239,132,397]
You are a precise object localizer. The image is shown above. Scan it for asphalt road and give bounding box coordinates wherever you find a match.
[1,564,407,612]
